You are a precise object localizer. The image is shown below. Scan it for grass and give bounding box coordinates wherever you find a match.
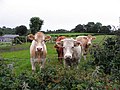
[0,34,114,75]
[1,34,120,89]
[47,32,94,36]
[93,35,114,45]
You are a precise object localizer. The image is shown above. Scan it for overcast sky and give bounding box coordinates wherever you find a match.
[0,0,120,31]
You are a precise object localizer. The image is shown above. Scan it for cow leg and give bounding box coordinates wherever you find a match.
[57,50,61,63]
[63,60,67,68]
[40,58,46,69]
[59,55,63,64]
[83,50,87,60]
[30,58,36,71]
[83,55,86,60]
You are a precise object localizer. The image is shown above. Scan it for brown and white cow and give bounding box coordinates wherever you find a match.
[28,32,51,71]
[54,36,66,64]
[76,35,96,60]
[56,38,82,68]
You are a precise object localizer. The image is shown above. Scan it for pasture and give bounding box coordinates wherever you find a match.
[0,35,111,73]
[0,34,119,90]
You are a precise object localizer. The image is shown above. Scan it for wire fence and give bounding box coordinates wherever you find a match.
[0,56,59,62]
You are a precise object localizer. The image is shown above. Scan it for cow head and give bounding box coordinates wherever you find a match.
[28,32,51,52]
[56,38,82,60]
[83,35,96,46]
[54,36,66,49]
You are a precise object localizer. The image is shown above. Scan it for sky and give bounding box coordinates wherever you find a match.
[0,0,120,31]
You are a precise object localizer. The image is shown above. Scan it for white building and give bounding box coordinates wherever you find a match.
[0,34,19,42]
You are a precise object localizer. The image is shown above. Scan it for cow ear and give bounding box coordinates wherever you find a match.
[83,37,87,39]
[74,40,82,47]
[56,41,63,47]
[45,35,51,41]
[27,34,35,40]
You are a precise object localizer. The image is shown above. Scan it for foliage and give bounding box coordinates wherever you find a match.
[13,36,27,44]
[70,22,112,34]
[0,21,115,35]
[99,25,111,34]
[0,30,3,36]
[71,24,85,33]
[29,17,43,34]
[15,25,28,36]
[91,36,120,82]
[0,35,120,89]
[115,29,120,36]
[0,26,15,35]
[0,59,120,90]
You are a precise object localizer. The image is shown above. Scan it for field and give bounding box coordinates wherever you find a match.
[0,35,111,73]
[0,34,119,89]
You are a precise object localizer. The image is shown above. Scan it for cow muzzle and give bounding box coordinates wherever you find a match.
[87,42,92,46]
[36,46,43,51]
[64,54,72,60]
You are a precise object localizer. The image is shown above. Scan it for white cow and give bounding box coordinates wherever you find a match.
[28,32,51,71]
[57,38,82,68]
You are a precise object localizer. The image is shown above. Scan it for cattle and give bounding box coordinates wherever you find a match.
[54,36,66,64]
[56,38,82,68]
[76,35,96,60]
[28,32,51,71]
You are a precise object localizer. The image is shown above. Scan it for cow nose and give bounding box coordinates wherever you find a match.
[87,43,91,46]
[37,47,42,51]
[65,55,72,59]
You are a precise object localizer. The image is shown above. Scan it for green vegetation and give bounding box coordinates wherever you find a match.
[0,34,120,89]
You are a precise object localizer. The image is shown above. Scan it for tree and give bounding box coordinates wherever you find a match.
[55,29,68,33]
[0,27,15,34]
[100,26,111,34]
[29,17,43,34]
[115,28,120,36]
[0,30,3,36]
[15,25,27,36]
[92,22,102,33]
[85,22,95,33]
[71,24,85,32]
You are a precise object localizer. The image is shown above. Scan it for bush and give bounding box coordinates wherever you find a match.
[0,59,120,90]
[13,36,27,44]
[91,36,120,83]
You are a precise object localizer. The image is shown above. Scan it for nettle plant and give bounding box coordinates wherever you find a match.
[91,36,120,82]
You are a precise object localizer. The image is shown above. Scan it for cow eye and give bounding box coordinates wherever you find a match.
[34,39,38,42]
[72,46,74,49]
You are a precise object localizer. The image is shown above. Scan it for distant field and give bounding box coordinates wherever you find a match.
[47,32,96,37]
[48,32,94,36]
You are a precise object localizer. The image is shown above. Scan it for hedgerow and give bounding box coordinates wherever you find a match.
[0,58,120,90]
[91,36,120,84]
[0,35,120,90]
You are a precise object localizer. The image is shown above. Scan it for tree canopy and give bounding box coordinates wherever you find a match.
[29,17,43,34]
[15,25,28,36]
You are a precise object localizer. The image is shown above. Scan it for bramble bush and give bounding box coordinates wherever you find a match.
[91,36,120,84]
[1,59,120,90]
[1,34,120,89]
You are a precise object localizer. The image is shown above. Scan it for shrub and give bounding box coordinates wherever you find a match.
[0,59,120,90]
[13,36,27,44]
[91,36,120,83]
